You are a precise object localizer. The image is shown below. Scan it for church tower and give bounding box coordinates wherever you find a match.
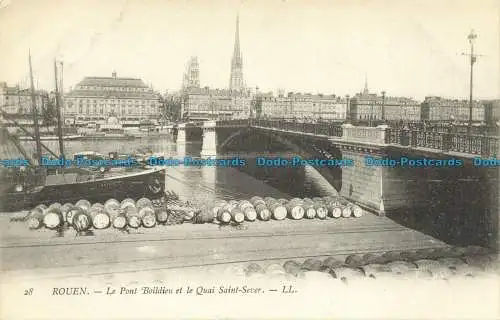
[229,15,244,91]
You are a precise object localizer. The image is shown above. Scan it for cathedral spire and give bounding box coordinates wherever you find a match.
[229,14,244,91]
[233,14,241,61]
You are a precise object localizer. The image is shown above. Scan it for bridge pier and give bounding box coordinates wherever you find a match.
[176,123,187,157]
[201,121,217,157]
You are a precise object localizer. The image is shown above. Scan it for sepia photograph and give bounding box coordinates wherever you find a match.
[0,0,499,319]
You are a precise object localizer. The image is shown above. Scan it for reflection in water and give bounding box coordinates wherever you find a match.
[17,136,342,204]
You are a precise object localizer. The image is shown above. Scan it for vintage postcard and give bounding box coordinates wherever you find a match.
[0,0,499,319]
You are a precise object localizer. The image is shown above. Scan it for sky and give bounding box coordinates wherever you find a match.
[0,0,498,100]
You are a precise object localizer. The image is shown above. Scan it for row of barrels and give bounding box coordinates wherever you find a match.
[229,246,497,281]
[26,197,192,232]
[210,196,364,224]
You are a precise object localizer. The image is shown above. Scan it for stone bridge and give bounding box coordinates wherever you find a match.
[169,119,500,250]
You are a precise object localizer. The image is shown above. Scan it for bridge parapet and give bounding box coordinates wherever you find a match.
[341,124,389,145]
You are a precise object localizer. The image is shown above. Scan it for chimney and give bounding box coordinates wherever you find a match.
[112,71,117,79]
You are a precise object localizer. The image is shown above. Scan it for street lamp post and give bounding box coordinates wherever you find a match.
[466,30,477,134]
[381,91,386,124]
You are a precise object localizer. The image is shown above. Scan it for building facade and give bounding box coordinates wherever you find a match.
[181,87,252,120]
[0,82,49,127]
[256,91,347,120]
[64,72,162,126]
[420,96,485,122]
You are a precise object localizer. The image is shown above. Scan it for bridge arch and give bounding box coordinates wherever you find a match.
[217,127,343,192]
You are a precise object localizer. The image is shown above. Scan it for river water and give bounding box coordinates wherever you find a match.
[17,136,338,207]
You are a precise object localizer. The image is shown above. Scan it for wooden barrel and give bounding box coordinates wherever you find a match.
[155,206,170,224]
[312,197,323,202]
[413,259,452,279]
[43,207,64,229]
[124,206,141,228]
[48,202,62,210]
[302,197,312,203]
[243,207,257,221]
[231,208,245,223]
[303,203,316,219]
[302,199,314,206]
[345,254,364,267]
[238,200,254,211]
[91,203,105,211]
[35,204,48,211]
[120,198,136,210]
[255,203,271,221]
[60,203,73,214]
[283,260,303,276]
[192,208,215,224]
[211,200,227,218]
[250,196,263,203]
[221,203,237,213]
[140,207,157,228]
[351,205,363,218]
[327,204,342,218]
[104,199,126,229]
[27,207,45,229]
[329,267,365,282]
[278,198,288,205]
[437,257,467,270]
[265,263,286,276]
[263,197,276,203]
[290,197,302,203]
[104,198,120,210]
[387,261,418,274]
[75,199,91,212]
[217,209,232,224]
[136,197,153,210]
[314,204,328,219]
[361,253,381,265]
[360,264,392,279]
[301,258,323,271]
[286,202,304,220]
[89,207,110,229]
[109,210,127,229]
[228,200,239,207]
[104,199,121,215]
[322,257,344,269]
[341,205,352,218]
[245,263,264,276]
[71,208,92,232]
[251,199,266,207]
[268,202,287,220]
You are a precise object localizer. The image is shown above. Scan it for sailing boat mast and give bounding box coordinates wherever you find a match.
[28,51,42,164]
[54,60,64,157]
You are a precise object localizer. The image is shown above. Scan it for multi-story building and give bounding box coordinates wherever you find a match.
[64,72,162,126]
[349,81,420,122]
[0,82,49,127]
[181,87,253,120]
[483,100,500,125]
[420,96,485,122]
[256,91,347,120]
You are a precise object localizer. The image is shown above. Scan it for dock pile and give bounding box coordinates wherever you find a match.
[230,246,498,281]
[209,196,364,225]
[24,195,199,233]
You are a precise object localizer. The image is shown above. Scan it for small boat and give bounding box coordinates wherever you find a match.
[0,55,166,212]
[17,134,82,141]
[79,117,137,140]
